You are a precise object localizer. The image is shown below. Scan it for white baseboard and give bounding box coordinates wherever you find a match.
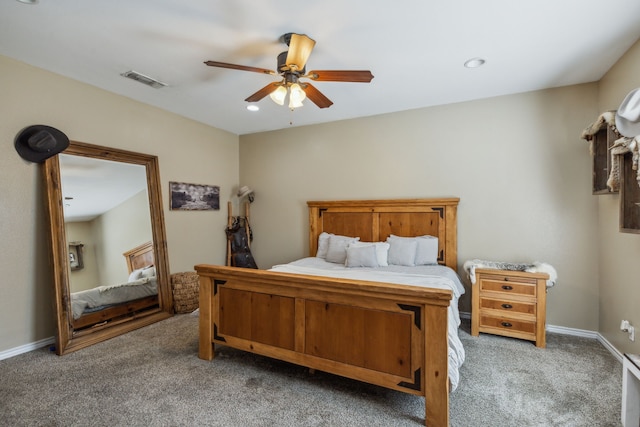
[546,324,598,339]
[460,311,622,362]
[545,324,624,361]
[0,336,55,361]
[596,333,624,362]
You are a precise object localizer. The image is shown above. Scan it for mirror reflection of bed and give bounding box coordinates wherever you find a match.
[70,241,159,329]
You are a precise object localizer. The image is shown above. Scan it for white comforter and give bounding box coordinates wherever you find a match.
[270,257,466,391]
[70,277,158,320]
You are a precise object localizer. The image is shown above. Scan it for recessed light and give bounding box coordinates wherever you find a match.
[16,0,39,4]
[246,104,259,112]
[464,57,486,68]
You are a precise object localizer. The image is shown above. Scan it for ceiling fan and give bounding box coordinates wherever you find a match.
[204,33,374,109]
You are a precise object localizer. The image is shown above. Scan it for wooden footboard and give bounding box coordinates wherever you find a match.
[195,264,452,427]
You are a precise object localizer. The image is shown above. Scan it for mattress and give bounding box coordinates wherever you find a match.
[70,277,158,320]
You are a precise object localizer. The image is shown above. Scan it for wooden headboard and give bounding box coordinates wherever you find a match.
[307,198,459,270]
[123,241,155,274]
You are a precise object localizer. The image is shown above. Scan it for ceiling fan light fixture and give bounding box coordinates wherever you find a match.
[288,98,304,109]
[269,85,287,105]
[288,83,306,109]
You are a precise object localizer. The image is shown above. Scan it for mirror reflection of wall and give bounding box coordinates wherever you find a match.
[66,225,97,292]
[60,154,153,293]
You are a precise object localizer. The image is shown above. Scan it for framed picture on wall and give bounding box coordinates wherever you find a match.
[68,242,84,271]
[169,181,220,211]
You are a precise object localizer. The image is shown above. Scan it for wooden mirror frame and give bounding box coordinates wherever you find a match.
[43,141,173,355]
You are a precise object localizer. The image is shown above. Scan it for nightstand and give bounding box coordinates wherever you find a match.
[471,268,549,348]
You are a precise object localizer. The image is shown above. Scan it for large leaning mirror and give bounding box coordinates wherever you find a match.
[43,141,173,355]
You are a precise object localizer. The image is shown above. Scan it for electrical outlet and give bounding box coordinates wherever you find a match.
[621,320,630,331]
[621,320,635,340]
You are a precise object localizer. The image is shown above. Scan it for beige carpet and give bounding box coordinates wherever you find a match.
[0,314,622,426]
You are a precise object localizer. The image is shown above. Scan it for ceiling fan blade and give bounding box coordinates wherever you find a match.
[302,83,333,109]
[204,60,276,76]
[286,34,316,71]
[245,83,280,102]
[306,70,374,83]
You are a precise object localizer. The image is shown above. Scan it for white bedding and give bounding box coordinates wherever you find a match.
[70,277,158,320]
[269,257,466,391]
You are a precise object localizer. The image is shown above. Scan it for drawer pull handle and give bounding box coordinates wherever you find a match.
[502,285,513,290]
[501,304,513,309]
[501,322,513,328]
[503,277,510,281]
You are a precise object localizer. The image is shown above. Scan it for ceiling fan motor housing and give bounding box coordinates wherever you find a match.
[281,32,294,46]
[277,51,305,75]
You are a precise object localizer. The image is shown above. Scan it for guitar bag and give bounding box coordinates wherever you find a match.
[226,217,258,269]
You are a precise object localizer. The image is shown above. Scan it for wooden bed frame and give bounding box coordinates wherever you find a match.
[195,198,459,426]
[71,241,159,329]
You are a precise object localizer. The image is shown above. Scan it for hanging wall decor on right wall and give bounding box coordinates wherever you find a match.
[615,88,640,233]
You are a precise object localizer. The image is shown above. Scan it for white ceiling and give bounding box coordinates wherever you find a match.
[2,1,640,136]
[59,154,147,222]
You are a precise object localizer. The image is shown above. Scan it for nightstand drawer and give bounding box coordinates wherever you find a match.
[480,315,536,335]
[479,297,536,316]
[480,276,536,297]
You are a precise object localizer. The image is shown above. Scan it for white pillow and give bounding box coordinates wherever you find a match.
[128,269,143,282]
[388,234,439,265]
[415,235,439,265]
[316,232,332,258]
[349,241,390,267]
[325,235,360,264]
[141,265,156,278]
[345,244,379,268]
[386,236,418,266]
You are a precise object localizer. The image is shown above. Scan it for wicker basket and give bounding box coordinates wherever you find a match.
[170,272,199,314]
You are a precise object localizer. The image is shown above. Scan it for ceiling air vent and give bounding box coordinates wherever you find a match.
[120,70,167,89]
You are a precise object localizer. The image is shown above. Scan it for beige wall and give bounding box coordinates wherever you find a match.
[240,84,601,331]
[596,39,640,354]
[0,55,239,352]
[94,190,152,286]
[66,221,99,292]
